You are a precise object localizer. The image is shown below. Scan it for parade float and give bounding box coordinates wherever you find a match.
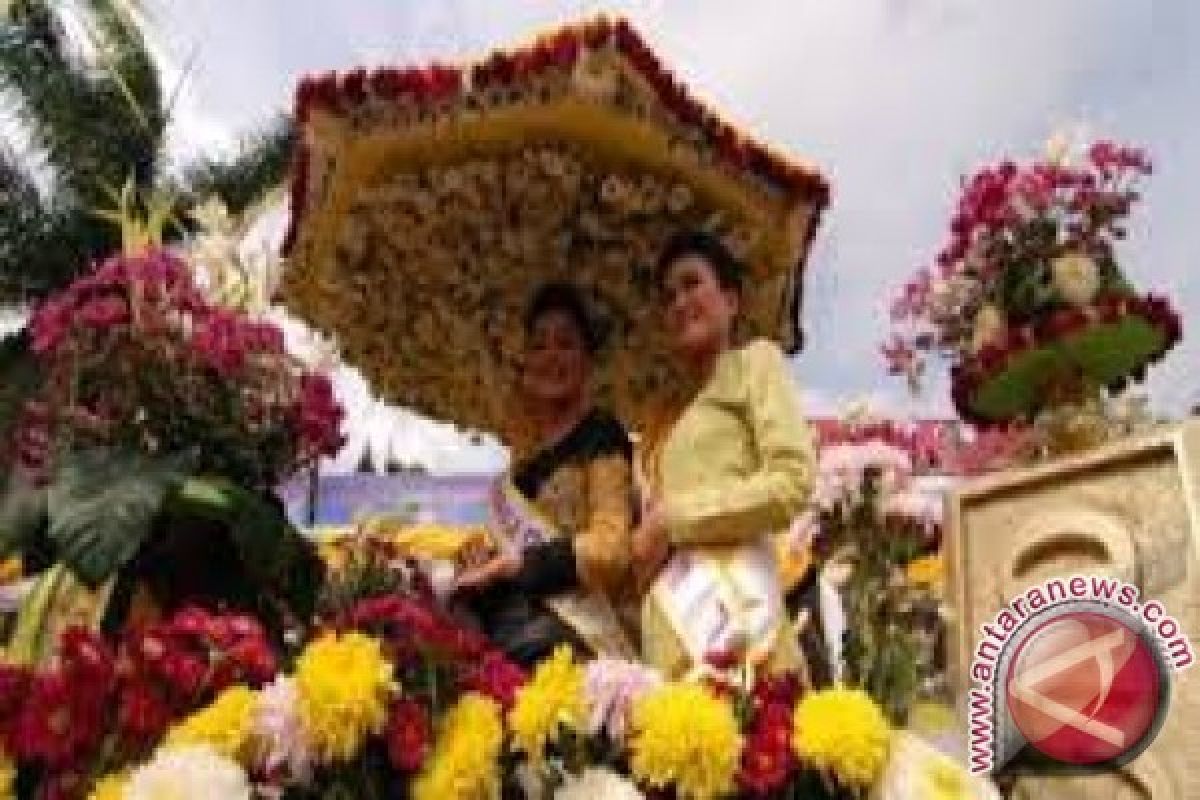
[0,16,1014,799]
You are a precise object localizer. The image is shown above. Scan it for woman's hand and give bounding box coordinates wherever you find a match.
[631,500,671,593]
[453,549,521,592]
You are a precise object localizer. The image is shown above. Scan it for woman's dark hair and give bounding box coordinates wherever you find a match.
[654,230,745,293]
[523,281,602,354]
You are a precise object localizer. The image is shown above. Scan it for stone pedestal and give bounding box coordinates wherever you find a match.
[947,421,1200,799]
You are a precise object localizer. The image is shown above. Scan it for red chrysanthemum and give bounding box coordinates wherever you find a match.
[386,697,431,772]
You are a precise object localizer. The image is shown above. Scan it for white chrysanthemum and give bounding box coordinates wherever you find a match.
[1051,252,1100,307]
[554,767,645,800]
[253,675,316,785]
[126,745,251,800]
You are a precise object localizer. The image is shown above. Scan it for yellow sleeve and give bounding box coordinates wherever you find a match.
[574,453,634,596]
[665,341,816,546]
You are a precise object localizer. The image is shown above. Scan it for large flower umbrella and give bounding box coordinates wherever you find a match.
[281,17,829,437]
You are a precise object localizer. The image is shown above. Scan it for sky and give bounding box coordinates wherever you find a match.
[136,0,1199,470]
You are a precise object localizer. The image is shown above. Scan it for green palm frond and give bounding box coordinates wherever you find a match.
[175,117,295,217]
[0,0,163,205]
[0,145,50,300]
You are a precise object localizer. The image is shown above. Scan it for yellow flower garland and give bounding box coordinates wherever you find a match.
[629,682,741,800]
[793,687,891,789]
[0,750,15,800]
[413,692,504,800]
[507,645,585,762]
[294,632,394,763]
[86,771,129,800]
[166,686,259,764]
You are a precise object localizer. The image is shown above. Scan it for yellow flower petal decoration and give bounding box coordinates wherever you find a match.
[629,682,741,800]
[166,686,259,764]
[295,632,394,763]
[86,771,129,800]
[905,554,944,591]
[793,687,891,789]
[0,750,16,800]
[413,692,503,800]
[507,644,585,763]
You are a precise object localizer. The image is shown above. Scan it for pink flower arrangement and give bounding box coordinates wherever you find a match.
[21,247,345,486]
[884,139,1181,423]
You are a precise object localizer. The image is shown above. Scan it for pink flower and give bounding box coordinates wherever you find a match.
[253,675,315,785]
[583,658,662,741]
[880,334,920,380]
[294,373,345,458]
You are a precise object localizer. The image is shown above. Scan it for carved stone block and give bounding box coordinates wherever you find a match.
[947,421,1200,799]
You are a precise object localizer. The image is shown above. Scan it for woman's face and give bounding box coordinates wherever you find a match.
[662,254,739,357]
[521,309,591,404]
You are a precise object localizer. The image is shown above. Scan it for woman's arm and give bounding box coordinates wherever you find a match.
[665,341,816,546]
[506,451,633,597]
[573,453,633,595]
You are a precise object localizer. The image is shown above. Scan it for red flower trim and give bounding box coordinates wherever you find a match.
[283,15,830,255]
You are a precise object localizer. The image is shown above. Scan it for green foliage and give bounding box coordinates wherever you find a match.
[47,447,181,586]
[0,0,294,301]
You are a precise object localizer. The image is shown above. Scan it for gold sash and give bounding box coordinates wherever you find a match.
[649,539,784,678]
[489,475,635,659]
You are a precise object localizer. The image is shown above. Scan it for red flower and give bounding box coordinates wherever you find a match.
[386,698,431,772]
[461,650,526,710]
[342,68,369,105]
[159,649,209,698]
[117,680,174,744]
[584,17,612,48]
[59,626,116,696]
[226,637,278,686]
[548,31,580,68]
[737,696,799,796]
[13,672,105,769]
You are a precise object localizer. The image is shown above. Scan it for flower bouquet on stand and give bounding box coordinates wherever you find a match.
[884,138,1181,455]
[808,422,945,726]
[0,243,345,665]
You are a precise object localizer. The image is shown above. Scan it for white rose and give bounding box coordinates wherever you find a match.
[1051,252,1100,307]
[970,305,1007,353]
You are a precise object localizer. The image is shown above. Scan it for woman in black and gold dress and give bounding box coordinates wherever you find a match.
[454,283,635,667]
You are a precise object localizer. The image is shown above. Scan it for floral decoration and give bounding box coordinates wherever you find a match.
[793,687,891,790]
[281,16,829,437]
[19,247,344,486]
[885,138,1181,425]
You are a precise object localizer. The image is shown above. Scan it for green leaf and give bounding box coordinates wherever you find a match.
[46,448,181,586]
[0,475,47,556]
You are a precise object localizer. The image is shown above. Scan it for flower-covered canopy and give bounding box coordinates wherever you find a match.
[281,17,829,436]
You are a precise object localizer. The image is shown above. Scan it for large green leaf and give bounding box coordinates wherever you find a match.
[0,474,47,556]
[46,448,181,586]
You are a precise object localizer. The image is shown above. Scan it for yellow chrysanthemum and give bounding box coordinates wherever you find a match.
[0,750,16,800]
[793,687,891,789]
[507,645,585,762]
[87,771,130,800]
[629,682,741,800]
[166,686,258,763]
[413,692,503,800]
[905,554,944,590]
[294,632,394,763]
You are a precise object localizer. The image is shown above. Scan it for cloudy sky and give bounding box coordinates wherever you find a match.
[142,0,1199,467]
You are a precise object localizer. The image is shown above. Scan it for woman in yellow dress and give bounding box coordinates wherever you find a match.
[454,283,636,666]
[634,231,817,680]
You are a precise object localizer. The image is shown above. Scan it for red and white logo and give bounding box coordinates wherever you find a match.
[1005,610,1163,767]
